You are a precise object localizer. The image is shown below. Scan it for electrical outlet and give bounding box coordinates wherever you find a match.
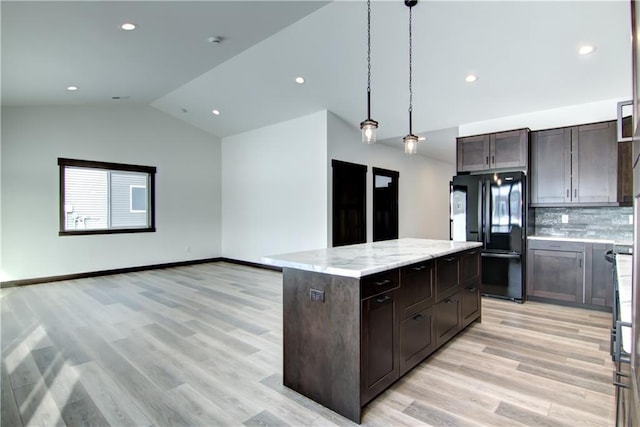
[629,215,634,225]
[561,214,569,224]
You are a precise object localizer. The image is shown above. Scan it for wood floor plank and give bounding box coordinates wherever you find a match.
[0,262,616,426]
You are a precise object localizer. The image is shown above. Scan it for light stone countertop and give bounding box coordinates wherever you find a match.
[262,238,483,278]
[616,254,632,353]
[528,236,617,244]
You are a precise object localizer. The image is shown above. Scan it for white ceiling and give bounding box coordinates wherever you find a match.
[2,1,632,163]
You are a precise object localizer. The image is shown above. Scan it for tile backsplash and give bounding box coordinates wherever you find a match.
[533,207,633,241]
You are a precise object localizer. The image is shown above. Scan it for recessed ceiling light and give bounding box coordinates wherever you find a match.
[465,74,477,83]
[212,109,220,116]
[121,22,136,31]
[578,45,595,55]
[66,86,78,91]
[295,77,305,84]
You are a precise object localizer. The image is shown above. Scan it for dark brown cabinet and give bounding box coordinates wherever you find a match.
[461,283,481,327]
[399,305,434,375]
[527,242,584,302]
[436,254,460,300]
[399,261,435,375]
[585,243,614,307]
[434,249,481,347]
[527,239,613,309]
[282,247,482,423]
[361,288,399,404]
[457,129,529,172]
[530,127,572,204]
[531,121,621,206]
[435,295,461,347]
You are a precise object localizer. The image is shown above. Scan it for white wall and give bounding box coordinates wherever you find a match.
[221,111,328,263]
[459,98,625,136]
[327,112,455,244]
[1,106,222,282]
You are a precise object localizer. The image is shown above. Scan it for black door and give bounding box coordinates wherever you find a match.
[373,167,399,242]
[332,159,366,247]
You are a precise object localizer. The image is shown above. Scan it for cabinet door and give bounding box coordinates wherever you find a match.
[400,261,434,319]
[572,122,617,203]
[361,290,399,404]
[460,284,481,328]
[460,249,480,285]
[457,134,490,172]
[435,294,461,347]
[531,128,572,204]
[527,248,584,302]
[490,129,528,169]
[399,305,435,375]
[436,254,460,301]
[585,243,614,308]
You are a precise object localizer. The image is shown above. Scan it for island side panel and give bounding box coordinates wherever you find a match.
[282,268,362,423]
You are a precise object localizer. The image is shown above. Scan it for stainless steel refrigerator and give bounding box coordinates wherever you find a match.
[450,171,526,302]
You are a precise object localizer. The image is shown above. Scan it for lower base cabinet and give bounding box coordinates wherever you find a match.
[527,239,613,309]
[283,248,482,424]
[361,288,399,404]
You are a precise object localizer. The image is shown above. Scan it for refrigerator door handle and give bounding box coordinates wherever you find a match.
[484,179,491,245]
[478,180,483,244]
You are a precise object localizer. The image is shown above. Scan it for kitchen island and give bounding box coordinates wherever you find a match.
[263,238,482,423]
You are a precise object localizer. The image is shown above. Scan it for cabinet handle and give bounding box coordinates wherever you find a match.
[491,155,495,165]
[579,258,582,268]
[485,156,489,165]
[613,371,630,389]
[375,279,392,286]
[468,251,476,255]
[376,295,391,304]
[468,287,477,292]
[574,189,577,198]
[411,265,427,271]
[445,298,456,304]
[412,314,425,321]
[566,189,570,198]
[444,257,455,262]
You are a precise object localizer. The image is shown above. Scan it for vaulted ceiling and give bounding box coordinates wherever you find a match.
[2,1,632,163]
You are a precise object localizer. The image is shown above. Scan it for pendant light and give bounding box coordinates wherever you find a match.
[360,0,378,144]
[403,0,419,155]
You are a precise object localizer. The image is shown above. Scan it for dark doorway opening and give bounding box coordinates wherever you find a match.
[332,159,367,247]
[373,167,399,242]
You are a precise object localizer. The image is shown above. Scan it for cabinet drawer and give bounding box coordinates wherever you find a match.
[361,269,400,300]
[399,305,435,375]
[460,249,480,285]
[436,254,460,301]
[528,239,585,252]
[461,284,481,328]
[400,260,435,318]
[435,294,461,348]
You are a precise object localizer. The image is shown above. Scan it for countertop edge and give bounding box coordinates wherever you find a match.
[262,240,482,278]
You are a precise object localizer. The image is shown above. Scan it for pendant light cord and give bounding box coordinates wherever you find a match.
[408,5,413,134]
[366,0,372,119]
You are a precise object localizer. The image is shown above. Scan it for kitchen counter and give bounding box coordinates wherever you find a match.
[528,235,622,244]
[263,238,482,278]
[616,254,632,353]
[275,239,481,422]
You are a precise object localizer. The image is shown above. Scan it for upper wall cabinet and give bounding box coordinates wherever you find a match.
[531,120,630,206]
[456,129,529,173]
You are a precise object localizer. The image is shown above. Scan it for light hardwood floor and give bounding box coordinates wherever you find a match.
[1,262,615,426]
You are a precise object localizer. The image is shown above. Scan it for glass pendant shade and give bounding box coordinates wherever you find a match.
[361,119,378,144]
[403,134,419,154]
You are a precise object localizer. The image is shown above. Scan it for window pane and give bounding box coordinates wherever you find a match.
[64,167,108,230]
[111,172,149,228]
